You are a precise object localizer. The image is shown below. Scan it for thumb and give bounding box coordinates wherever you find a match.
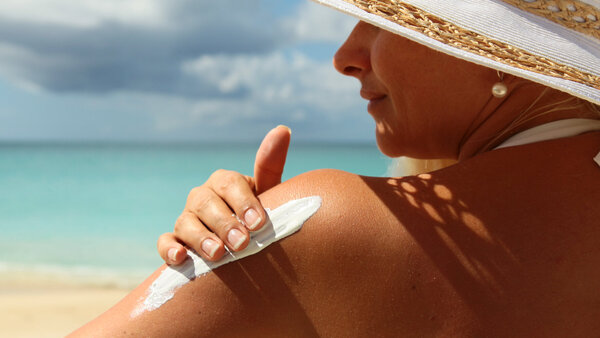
[254,125,291,194]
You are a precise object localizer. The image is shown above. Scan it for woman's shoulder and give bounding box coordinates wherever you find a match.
[254,132,600,335]
[73,133,600,337]
[260,131,600,234]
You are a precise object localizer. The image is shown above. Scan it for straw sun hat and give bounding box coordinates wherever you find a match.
[311,0,600,105]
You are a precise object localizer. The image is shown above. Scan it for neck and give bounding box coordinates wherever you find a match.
[457,84,597,160]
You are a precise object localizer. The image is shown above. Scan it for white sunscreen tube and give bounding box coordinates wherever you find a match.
[131,195,322,317]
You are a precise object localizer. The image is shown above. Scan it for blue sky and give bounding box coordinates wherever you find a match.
[0,0,374,143]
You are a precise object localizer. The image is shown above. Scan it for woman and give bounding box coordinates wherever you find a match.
[72,0,600,336]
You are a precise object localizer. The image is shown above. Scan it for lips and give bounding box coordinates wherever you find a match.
[360,89,386,101]
[361,89,387,115]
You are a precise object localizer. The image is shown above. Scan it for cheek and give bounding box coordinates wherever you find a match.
[368,34,471,158]
[372,96,444,158]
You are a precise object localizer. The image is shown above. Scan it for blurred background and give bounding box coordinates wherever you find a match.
[0,0,372,143]
[0,0,390,289]
[0,1,394,335]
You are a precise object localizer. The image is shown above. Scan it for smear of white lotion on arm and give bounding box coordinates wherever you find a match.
[131,196,322,317]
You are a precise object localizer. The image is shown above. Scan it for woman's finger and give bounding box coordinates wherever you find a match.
[254,125,291,194]
[156,232,186,265]
[185,188,251,252]
[204,169,268,232]
[173,211,226,261]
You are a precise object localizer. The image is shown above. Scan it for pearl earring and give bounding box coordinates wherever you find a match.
[492,71,508,98]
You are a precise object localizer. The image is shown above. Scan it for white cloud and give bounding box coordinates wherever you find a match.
[288,1,357,43]
[182,51,359,114]
[0,42,70,93]
[0,0,372,142]
[0,43,39,91]
[0,1,286,96]
[141,50,366,139]
[0,0,167,28]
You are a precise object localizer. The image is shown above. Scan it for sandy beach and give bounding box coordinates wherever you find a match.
[0,273,132,338]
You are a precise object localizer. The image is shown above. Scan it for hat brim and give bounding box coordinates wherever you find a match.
[311,0,600,105]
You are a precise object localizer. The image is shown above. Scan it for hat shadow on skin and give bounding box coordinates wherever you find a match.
[379,172,516,299]
[360,169,526,331]
[359,133,600,333]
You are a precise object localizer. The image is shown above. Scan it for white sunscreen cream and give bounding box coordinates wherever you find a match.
[131,196,322,317]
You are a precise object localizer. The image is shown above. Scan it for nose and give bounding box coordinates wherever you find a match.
[333,21,373,79]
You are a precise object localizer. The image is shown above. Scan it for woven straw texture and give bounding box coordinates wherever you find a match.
[345,0,600,90]
[502,0,600,40]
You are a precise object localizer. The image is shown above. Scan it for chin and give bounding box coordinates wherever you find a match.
[376,135,435,159]
[375,134,404,158]
[374,121,415,158]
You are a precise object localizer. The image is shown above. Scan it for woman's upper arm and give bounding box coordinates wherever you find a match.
[70,169,435,337]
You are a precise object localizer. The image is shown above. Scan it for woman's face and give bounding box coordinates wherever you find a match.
[333,21,495,158]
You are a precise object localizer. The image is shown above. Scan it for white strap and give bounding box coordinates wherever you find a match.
[495,119,600,149]
[494,119,600,167]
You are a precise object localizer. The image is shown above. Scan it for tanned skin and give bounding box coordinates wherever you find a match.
[71,131,600,337]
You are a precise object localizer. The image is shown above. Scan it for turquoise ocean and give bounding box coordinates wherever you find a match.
[0,142,390,288]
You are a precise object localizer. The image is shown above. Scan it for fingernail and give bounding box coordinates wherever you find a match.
[202,239,219,258]
[168,248,178,262]
[244,208,262,230]
[277,124,291,135]
[227,229,247,251]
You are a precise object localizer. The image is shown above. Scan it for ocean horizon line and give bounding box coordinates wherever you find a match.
[0,139,379,148]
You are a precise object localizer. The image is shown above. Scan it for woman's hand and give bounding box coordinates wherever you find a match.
[157,125,291,264]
